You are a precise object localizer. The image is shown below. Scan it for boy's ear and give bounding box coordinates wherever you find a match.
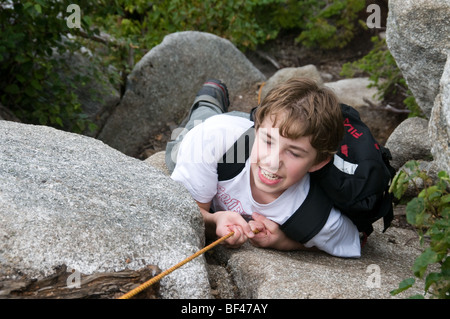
[308,156,331,173]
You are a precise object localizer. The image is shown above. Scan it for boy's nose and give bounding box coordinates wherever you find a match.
[261,150,281,172]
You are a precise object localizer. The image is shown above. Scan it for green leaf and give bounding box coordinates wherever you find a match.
[15,74,26,83]
[5,84,20,94]
[34,4,42,14]
[82,16,93,27]
[23,2,33,10]
[441,194,450,204]
[24,86,37,97]
[413,248,438,278]
[15,54,30,64]
[30,79,43,91]
[33,70,46,80]
[407,294,425,299]
[390,277,415,295]
[405,160,419,171]
[390,170,409,199]
[38,113,48,125]
[88,122,98,133]
[424,185,442,201]
[54,117,63,127]
[425,272,442,292]
[438,170,449,180]
[406,197,425,226]
[35,0,47,7]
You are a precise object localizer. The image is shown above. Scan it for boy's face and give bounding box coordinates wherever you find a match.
[249,114,329,204]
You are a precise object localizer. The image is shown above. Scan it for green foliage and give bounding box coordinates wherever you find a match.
[95,0,281,56]
[340,36,422,117]
[1,0,368,133]
[389,161,450,299]
[97,0,367,55]
[294,0,366,49]
[0,0,108,132]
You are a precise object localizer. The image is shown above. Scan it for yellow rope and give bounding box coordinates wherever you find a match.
[257,82,266,105]
[118,231,235,299]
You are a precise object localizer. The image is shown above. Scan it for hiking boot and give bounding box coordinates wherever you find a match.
[190,79,230,114]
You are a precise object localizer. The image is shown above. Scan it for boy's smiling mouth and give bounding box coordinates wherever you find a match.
[258,167,282,185]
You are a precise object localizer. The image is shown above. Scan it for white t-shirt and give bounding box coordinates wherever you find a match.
[171,114,361,258]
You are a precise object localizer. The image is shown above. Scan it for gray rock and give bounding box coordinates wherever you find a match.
[429,51,450,174]
[0,120,210,299]
[385,117,432,170]
[259,65,323,101]
[386,0,450,117]
[324,78,381,109]
[98,31,266,157]
[144,150,170,175]
[210,220,426,299]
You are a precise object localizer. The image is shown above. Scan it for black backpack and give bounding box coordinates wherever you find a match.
[217,103,395,243]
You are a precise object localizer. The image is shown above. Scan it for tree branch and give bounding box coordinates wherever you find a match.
[363,97,411,114]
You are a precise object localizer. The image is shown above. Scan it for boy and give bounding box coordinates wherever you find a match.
[166,78,361,258]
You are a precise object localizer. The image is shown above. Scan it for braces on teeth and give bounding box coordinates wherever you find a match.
[261,169,279,180]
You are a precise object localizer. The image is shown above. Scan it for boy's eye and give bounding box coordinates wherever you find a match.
[260,135,272,145]
[289,150,301,158]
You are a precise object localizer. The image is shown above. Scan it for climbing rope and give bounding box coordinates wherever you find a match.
[257,82,266,105]
[118,231,236,299]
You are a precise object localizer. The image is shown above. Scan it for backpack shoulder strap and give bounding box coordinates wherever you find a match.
[280,175,333,244]
[217,126,255,181]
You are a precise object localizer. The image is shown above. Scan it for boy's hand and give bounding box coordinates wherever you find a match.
[213,210,255,248]
[249,212,305,251]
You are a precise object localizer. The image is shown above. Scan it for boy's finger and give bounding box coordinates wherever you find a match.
[233,220,254,239]
[251,212,264,222]
[251,213,269,230]
[225,226,247,247]
[243,224,255,238]
[249,220,264,234]
[240,225,255,239]
[251,212,278,232]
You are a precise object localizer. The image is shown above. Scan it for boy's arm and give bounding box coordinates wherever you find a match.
[196,201,255,248]
[195,201,217,239]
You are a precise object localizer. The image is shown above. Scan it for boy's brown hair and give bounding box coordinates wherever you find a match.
[254,77,344,164]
